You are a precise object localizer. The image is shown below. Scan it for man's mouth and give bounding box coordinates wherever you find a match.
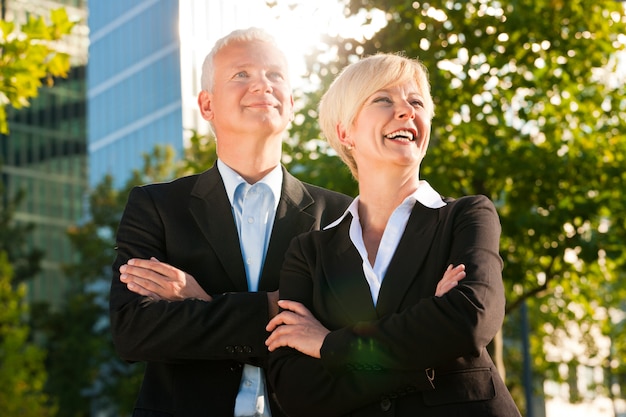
[248,102,277,108]
[384,129,416,142]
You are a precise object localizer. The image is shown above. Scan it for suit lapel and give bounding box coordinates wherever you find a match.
[375,204,440,316]
[258,169,317,291]
[323,219,379,322]
[189,166,248,291]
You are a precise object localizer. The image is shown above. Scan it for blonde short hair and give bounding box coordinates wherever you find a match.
[319,53,434,178]
[200,27,286,92]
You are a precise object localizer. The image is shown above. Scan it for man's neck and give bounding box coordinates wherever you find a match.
[219,154,280,184]
[216,134,283,184]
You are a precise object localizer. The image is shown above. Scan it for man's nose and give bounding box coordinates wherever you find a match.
[250,74,273,93]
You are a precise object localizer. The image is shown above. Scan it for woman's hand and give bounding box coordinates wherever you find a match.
[435,264,466,297]
[265,300,330,358]
[266,263,464,358]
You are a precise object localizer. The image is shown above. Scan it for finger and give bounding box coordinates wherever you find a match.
[126,281,162,300]
[121,263,164,282]
[440,265,465,285]
[449,268,466,282]
[454,270,466,281]
[450,264,465,274]
[265,324,286,349]
[128,258,176,277]
[266,312,289,332]
[277,300,313,317]
[435,280,455,297]
[266,333,283,351]
[121,269,167,291]
[266,325,299,351]
[442,264,464,277]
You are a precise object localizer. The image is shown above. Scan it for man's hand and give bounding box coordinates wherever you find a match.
[265,300,329,358]
[435,264,466,297]
[119,257,212,302]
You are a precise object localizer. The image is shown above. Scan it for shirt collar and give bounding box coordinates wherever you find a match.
[217,159,283,208]
[324,180,446,230]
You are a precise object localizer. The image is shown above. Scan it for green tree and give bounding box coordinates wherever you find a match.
[283,90,358,197]
[177,129,218,176]
[0,8,75,134]
[35,146,178,416]
[284,0,626,412]
[0,184,44,285]
[0,251,57,416]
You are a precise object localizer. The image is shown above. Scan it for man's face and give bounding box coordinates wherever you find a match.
[200,40,294,140]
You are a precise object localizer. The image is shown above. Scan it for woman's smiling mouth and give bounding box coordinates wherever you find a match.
[383,129,416,142]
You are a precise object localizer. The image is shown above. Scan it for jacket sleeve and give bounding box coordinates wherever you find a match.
[267,227,436,417]
[267,195,504,416]
[110,185,271,365]
[321,195,505,372]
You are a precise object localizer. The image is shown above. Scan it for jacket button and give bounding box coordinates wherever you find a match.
[225,346,235,354]
[380,398,391,412]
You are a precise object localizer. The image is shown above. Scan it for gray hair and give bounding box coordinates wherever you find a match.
[200,27,285,92]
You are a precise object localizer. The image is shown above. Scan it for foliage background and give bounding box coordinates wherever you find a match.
[1,0,625,416]
[284,0,626,411]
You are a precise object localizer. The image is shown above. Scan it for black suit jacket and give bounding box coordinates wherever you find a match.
[268,195,521,417]
[110,164,352,417]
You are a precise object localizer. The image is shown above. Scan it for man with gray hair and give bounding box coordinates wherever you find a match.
[110,27,351,416]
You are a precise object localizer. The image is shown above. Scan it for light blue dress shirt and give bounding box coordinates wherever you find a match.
[324,181,446,305]
[218,160,282,417]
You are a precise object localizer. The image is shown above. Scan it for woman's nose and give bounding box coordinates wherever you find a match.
[396,102,416,119]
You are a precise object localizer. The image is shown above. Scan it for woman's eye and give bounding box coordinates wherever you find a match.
[268,72,284,80]
[373,97,392,104]
[235,71,248,78]
[411,99,424,107]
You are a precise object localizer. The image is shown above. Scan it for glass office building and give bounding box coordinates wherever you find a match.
[87,0,278,189]
[0,0,289,308]
[1,0,89,307]
[88,0,183,189]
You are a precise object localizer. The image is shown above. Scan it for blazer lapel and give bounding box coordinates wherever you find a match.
[259,168,317,291]
[189,166,248,291]
[375,204,440,316]
[323,219,379,322]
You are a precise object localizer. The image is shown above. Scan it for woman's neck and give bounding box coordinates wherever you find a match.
[356,170,420,265]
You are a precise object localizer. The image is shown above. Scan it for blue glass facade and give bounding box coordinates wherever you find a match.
[88,0,183,189]
[1,0,88,307]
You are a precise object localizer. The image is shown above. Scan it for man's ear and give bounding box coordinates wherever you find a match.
[289,95,295,121]
[198,90,214,121]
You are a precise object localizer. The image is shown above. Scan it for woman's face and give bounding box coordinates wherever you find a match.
[341,79,431,175]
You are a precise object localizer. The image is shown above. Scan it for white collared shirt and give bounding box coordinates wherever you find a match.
[218,159,282,417]
[324,181,446,305]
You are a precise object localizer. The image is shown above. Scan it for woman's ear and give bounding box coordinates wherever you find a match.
[198,90,214,121]
[336,122,353,148]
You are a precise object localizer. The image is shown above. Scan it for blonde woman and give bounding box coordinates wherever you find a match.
[266,53,521,417]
